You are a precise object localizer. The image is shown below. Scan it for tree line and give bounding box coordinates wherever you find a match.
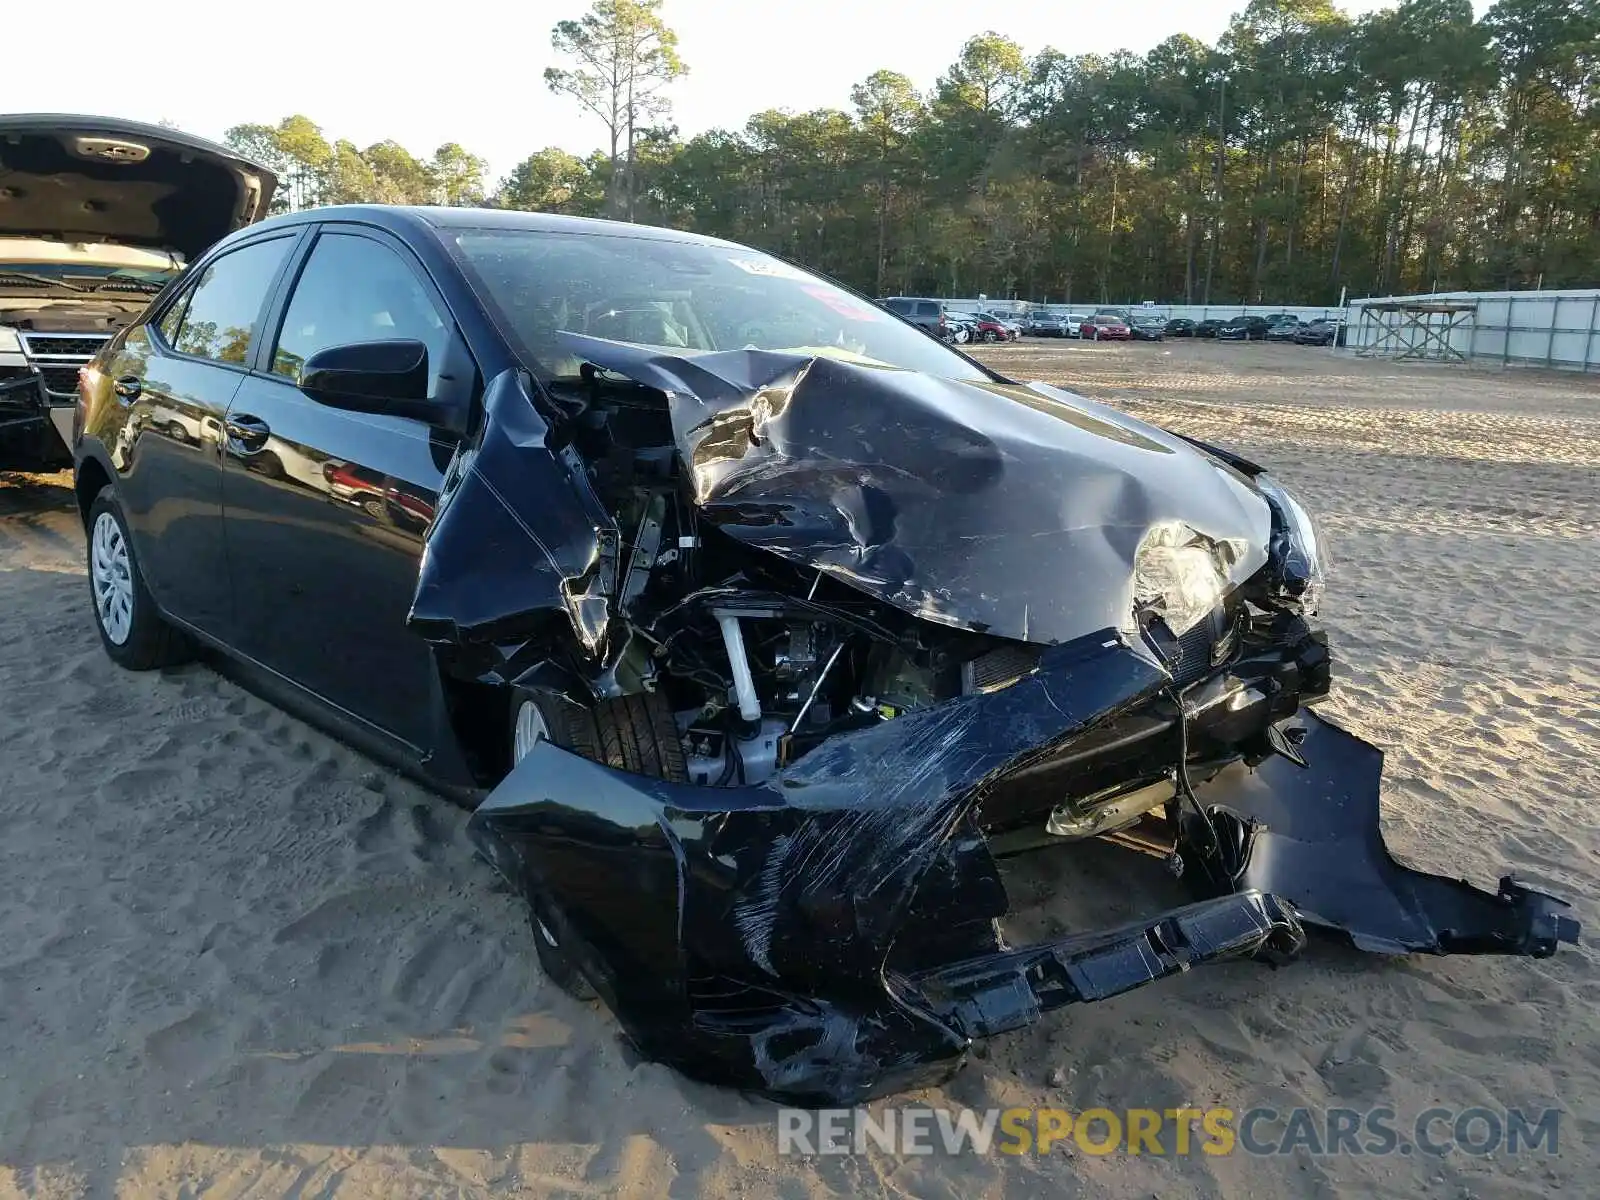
[226,0,1599,306]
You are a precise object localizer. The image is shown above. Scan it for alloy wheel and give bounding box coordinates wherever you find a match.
[90,511,135,645]
[513,698,551,765]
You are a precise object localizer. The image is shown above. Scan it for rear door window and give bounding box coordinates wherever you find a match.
[165,237,294,365]
[916,302,940,317]
[883,298,912,315]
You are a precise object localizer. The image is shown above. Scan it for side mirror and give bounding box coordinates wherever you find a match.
[300,339,434,421]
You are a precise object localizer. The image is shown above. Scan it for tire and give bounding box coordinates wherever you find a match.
[982,330,999,343]
[86,487,192,670]
[506,688,686,1001]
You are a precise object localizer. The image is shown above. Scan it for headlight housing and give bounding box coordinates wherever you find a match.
[1255,475,1325,613]
[1130,521,1247,637]
[0,326,22,355]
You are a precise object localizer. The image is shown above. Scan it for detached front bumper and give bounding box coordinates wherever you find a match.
[469,635,1578,1105]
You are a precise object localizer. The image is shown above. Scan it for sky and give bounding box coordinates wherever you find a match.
[7,0,1403,186]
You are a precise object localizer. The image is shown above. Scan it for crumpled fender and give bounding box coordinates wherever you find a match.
[408,369,618,675]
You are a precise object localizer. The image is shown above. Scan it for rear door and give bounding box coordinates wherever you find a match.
[101,232,298,636]
[219,224,470,750]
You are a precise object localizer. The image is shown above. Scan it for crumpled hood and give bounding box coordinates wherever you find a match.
[0,115,276,259]
[559,332,1272,646]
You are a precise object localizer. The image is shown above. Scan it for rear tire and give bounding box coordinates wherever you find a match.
[87,487,193,671]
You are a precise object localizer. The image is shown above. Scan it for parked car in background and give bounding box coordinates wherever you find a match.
[944,311,979,343]
[0,115,276,471]
[1130,315,1166,341]
[1263,316,1302,342]
[1063,313,1092,337]
[1081,315,1132,342]
[1294,318,1344,346]
[1217,316,1270,341]
[1194,319,1226,339]
[949,311,1015,343]
[880,296,949,340]
[1024,310,1069,337]
[1164,318,1196,337]
[977,311,1024,341]
[1094,307,1133,324]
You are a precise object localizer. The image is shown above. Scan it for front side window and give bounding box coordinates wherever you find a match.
[272,233,452,395]
[166,238,292,364]
[445,229,992,383]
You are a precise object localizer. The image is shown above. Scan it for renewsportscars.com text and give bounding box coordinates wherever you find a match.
[777,1105,1562,1158]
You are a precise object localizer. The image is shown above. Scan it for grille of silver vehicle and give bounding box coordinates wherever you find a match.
[19,332,111,399]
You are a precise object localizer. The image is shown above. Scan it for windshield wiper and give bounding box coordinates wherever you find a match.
[97,272,168,294]
[0,270,85,293]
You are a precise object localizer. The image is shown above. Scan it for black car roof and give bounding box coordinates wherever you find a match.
[241,204,747,249]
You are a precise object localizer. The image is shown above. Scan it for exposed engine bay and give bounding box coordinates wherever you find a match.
[546,358,1295,849]
[0,297,146,333]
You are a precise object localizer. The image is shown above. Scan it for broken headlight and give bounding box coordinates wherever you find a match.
[1131,521,1244,637]
[1255,475,1325,612]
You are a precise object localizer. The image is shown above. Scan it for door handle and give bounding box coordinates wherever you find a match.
[113,376,142,400]
[226,414,271,448]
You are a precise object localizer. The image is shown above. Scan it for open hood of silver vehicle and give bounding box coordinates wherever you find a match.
[556,332,1273,646]
[0,115,276,260]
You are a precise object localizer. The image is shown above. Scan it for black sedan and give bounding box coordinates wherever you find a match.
[1264,317,1302,342]
[1217,315,1271,341]
[75,203,1578,1106]
[1130,316,1166,341]
[1295,319,1344,346]
[1165,318,1196,337]
[1194,319,1227,338]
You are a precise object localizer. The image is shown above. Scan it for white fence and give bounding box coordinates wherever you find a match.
[1346,289,1600,372]
[974,299,1347,323]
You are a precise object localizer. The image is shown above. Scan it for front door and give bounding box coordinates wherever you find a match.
[220,227,465,751]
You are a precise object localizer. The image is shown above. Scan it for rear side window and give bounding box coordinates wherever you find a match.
[916,302,939,317]
[165,237,292,364]
[883,298,912,314]
[271,232,452,396]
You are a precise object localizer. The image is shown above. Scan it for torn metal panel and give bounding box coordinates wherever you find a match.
[556,332,1272,644]
[409,369,620,675]
[1191,711,1580,957]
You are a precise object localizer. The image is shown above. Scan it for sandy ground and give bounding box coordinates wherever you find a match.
[1,341,1596,1198]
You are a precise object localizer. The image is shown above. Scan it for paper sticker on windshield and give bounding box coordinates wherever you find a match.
[727,255,810,280]
[801,286,884,321]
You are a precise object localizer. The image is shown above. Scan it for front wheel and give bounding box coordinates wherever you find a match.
[87,488,192,670]
[982,330,999,343]
[506,689,687,1000]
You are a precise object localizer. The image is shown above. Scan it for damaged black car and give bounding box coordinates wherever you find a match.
[75,206,1579,1106]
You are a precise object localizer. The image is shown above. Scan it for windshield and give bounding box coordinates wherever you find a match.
[446,228,992,383]
[0,261,177,292]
